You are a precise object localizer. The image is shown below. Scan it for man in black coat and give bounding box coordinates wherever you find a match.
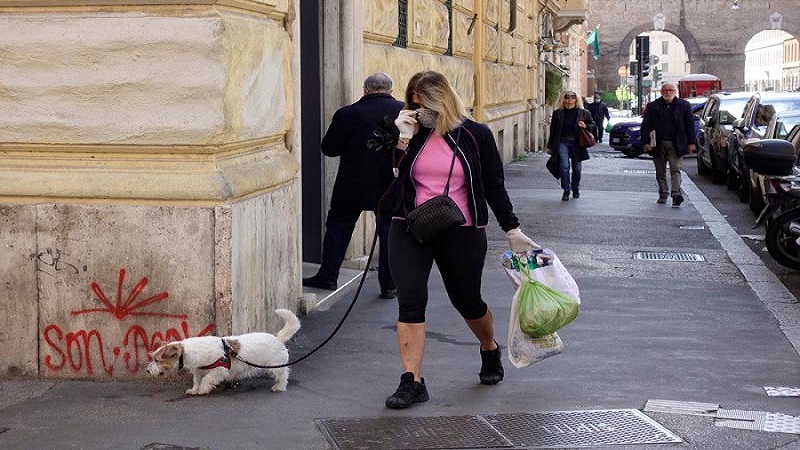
[303,73,403,298]
[640,82,697,207]
[585,92,610,142]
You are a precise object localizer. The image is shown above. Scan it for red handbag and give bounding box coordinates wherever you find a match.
[578,127,597,148]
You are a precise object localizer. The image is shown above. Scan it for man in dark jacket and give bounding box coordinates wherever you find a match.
[303,73,403,298]
[640,82,697,207]
[585,92,610,142]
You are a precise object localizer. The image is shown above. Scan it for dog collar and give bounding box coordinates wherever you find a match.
[199,338,234,371]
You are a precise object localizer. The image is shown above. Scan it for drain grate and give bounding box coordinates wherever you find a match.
[140,444,203,450]
[624,169,656,174]
[318,410,682,449]
[316,415,513,450]
[764,386,800,397]
[484,409,682,448]
[633,251,706,262]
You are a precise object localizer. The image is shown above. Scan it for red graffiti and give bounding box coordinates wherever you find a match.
[72,268,184,320]
[43,321,215,376]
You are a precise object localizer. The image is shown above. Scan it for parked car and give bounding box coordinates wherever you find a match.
[728,92,800,202]
[697,91,755,184]
[748,110,800,214]
[609,117,644,157]
[609,98,706,158]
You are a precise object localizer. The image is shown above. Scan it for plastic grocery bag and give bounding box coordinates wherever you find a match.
[501,249,580,368]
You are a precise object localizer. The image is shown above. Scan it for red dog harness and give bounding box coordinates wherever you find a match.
[198,339,236,370]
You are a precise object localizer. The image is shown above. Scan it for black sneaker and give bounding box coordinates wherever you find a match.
[302,274,337,290]
[561,191,570,201]
[379,289,397,299]
[385,372,429,409]
[572,189,580,199]
[657,196,668,204]
[672,194,684,208]
[479,343,504,385]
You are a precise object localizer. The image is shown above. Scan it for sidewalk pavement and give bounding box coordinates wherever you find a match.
[2,145,800,450]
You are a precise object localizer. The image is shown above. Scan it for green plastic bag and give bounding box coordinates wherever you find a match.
[517,278,579,338]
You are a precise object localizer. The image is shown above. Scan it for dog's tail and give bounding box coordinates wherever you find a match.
[274,308,301,343]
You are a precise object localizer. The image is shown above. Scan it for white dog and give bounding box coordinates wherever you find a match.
[146,308,300,395]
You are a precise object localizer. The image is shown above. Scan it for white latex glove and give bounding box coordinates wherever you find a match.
[394,109,417,139]
[505,228,541,253]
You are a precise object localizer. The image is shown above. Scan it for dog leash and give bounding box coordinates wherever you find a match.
[233,117,408,370]
[234,183,397,370]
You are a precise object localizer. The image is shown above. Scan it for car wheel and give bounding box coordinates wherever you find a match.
[726,169,739,191]
[750,181,765,215]
[697,153,711,175]
[738,163,750,203]
[710,152,726,184]
[622,149,643,158]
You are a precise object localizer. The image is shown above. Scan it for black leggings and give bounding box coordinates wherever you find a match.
[388,220,488,323]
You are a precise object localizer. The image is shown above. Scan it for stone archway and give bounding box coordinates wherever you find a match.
[588,0,800,92]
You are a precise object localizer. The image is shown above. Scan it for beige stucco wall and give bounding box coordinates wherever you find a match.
[0,2,302,378]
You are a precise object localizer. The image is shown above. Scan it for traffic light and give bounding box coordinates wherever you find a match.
[652,67,662,82]
[635,36,650,77]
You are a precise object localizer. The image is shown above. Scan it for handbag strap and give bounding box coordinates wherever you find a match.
[442,128,463,196]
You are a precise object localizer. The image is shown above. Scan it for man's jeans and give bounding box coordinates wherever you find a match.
[652,140,682,198]
[558,141,581,192]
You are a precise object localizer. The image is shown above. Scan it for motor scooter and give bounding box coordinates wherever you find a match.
[744,138,800,269]
[755,174,800,269]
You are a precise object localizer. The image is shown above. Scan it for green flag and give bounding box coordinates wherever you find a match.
[587,27,600,59]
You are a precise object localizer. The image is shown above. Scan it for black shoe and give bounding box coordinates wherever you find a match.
[572,189,580,199]
[562,191,570,201]
[302,274,337,290]
[380,289,397,299]
[657,196,668,204]
[479,343,504,385]
[672,194,684,208]
[385,372,429,409]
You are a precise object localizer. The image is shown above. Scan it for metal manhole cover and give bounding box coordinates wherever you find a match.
[633,251,706,262]
[141,445,203,450]
[316,415,513,450]
[624,169,656,174]
[484,409,682,448]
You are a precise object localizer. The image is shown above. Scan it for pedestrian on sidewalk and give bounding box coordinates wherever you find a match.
[383,71,539,409]
[640,82,696,207]
[302,73,403,299]
[546,90,595,201]
[586,92,611,142]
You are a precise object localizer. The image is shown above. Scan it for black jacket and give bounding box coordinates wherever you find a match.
[390,119,520,232]
[546,108,595,161]
[586,101,610,124]
[321,93,404,211]
[640,96,696,157]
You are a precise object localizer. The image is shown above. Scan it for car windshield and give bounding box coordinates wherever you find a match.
[718,99,750,125]
[776,115,800,139]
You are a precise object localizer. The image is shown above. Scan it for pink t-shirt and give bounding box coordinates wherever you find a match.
[411,132,473,226]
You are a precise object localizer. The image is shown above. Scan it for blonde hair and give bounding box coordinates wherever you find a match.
[555,89,583,109]
[404,71,470,135]
[557,90,584,109]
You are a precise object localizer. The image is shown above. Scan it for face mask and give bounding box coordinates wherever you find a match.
[416,107,439,129]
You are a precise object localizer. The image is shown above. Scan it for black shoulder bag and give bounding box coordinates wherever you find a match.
[405,130,467,244]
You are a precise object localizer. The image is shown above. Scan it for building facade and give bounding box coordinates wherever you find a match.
[0,0,586,378]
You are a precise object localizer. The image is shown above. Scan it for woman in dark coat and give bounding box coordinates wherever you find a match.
[546,90,595,201]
